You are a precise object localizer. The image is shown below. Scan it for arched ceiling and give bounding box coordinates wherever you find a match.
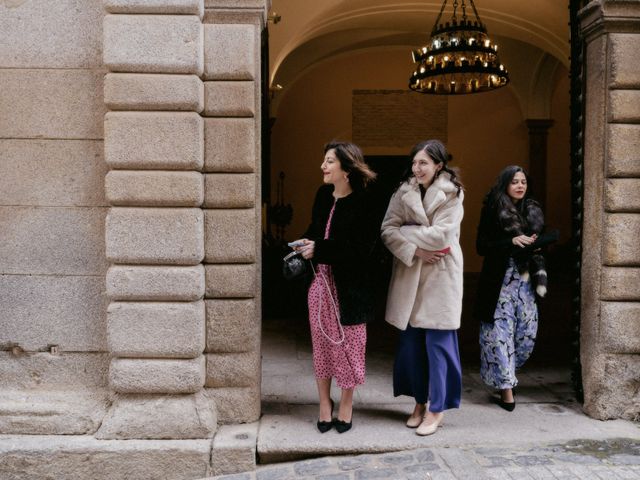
[269,0,569,88]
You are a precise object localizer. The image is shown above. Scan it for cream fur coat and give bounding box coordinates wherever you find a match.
[381,173,464,330]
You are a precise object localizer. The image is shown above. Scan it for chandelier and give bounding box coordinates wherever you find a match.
[409,0,509,95]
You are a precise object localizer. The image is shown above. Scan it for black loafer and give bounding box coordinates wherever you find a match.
[334,419,352,434]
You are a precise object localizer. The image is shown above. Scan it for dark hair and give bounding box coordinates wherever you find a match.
[324,141,376,191]
[485,165,534,213]
[397,139,463,196]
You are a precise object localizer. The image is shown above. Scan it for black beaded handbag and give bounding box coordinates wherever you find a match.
[282,251,308,280]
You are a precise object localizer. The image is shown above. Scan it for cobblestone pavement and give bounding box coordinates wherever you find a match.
[210,438,640,480]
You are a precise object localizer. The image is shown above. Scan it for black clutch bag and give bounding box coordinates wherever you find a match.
[282,251,308,280]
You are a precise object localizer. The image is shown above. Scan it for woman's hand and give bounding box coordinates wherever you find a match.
[415,248,446,264]
[512,234,537,248]
[294,239,315,259]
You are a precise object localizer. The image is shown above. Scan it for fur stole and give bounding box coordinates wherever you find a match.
[497,198,548,297]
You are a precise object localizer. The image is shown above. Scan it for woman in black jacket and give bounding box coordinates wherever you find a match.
[475,166,555,411]
[292,141,377,433]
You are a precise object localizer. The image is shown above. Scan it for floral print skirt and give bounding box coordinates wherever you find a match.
[479,258,538,389]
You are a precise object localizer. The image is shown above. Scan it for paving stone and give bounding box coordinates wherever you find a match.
[293,458,334,476]
[403,463,441,473]
[354,467,398,479]
[379,452,415,466]
[338,457,371,471]
[414,450,436,463]
[255,466,294,480]
[513,455,553,466]
[316,474,351,480]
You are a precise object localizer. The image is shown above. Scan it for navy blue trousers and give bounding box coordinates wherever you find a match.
[393,325,462,412]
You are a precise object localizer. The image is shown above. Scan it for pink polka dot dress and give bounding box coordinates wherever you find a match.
[307,202,367,389]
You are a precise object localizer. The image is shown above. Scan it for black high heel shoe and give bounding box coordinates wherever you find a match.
[317,400,334,433]
[497,398,516,412]
[333,418,352,434]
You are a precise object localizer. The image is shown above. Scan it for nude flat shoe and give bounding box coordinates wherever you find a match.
[416,415,444,436]
[406,411,423,428]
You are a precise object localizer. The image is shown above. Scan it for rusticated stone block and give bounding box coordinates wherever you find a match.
[204,209,257,263]
[105,171,204,207]
[105,112,204,170]
[95,391,216,440]
[108,301,205,358]
[204,174,255,208]
[0,140,106,207]
[0,70,104,139]
[204,264,256,298]
[0,352,108,389]
[600,302,640,354]
[110,356,206,393]
[203,81,255,116]
[203,24,255,80]
[605,179,640,213]
[601,267,640,301]
[0,275,107,352]
[583,353,640,420]
[0,390,109,435]
[603,214,640,266]
[105,73,204,111]
[105,0,204,16]
[0,0,102,69]
[607,124,640,177]
[204,118,256,172]
[103,14,203,74]
[609,90,640,123]
[107,265,205,301]
[0,436,211,480]
[206,351,260,388]
[610,33,640,88]
[106,208,204,265]
[0,206,108,275]
[205,299,258,353]
[205,386,260,424]
[210,423,258,476]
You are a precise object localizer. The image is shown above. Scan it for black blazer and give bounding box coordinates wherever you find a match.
[303,185,378,326]
[473,203,555,324]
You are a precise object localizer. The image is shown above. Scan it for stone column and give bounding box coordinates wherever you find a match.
[526,119,554,209]
[579,0,640,420]
[99,0,216,439]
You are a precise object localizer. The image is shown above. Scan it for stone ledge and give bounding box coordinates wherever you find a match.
[210,423,258,476]
[106,207,204,265]
[105,171,204,207]
[108,301,205,358]
[95,391,216,440]
[105,112,204,171]
[105,0,204,17]
[0,435,211,480]
[107,265,205,301]
[103,14,204,75]
[105,73,204,112]
[110,356,206,394]
[0,390,109,436]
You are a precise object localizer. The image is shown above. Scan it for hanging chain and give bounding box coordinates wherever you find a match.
[433,0,448,32]
[468,0,483,25]
[461,0,468,22]
[452,0,458,22]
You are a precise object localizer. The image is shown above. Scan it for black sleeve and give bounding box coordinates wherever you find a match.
[476,204,512,256]
[313,195,378,265]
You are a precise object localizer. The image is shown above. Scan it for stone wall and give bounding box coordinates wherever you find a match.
[0,0,110,435]
[580,0,640,421]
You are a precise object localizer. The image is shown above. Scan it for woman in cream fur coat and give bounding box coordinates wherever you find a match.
[381,139,464,436]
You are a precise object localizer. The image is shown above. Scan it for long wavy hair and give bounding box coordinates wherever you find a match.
[397,139,463,196]
[485,165,534,212]
[324,141,376,191]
